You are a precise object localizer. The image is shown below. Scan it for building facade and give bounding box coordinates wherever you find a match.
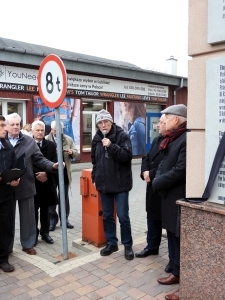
[0,37,188,162]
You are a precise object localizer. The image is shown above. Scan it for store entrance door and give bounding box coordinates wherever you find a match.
[0,99,26,124]
[146,112,161,153]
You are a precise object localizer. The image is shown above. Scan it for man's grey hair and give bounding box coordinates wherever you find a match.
[32,120,45,130]
[170,114,187,124]
[5,113,21,124]
[178,116,187,124]
[51,120,64,129]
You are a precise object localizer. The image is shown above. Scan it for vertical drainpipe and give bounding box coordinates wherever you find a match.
[173,78,184,105]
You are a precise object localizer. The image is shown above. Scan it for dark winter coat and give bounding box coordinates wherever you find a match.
[141,135,164,220]
[152,132,186,236]
[33,138,58,206]
[0,138,16,203]
[6,132,55,200]
[91,124,133,193]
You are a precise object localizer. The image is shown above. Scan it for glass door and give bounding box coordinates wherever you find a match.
[82,100,106,151]
[146,112,161,153]
[1,100,26,125]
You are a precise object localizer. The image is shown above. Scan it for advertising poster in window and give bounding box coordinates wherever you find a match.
[33,96,80,158]
[114,102,146,156]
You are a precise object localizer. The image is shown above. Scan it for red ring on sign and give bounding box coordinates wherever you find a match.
[38,54,67,108]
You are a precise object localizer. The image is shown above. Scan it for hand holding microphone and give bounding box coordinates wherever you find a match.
[102,130,110,157]
[102,130,107,151]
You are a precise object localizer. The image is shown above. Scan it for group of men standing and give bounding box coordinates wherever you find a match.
[0,113,78,273]
[91,105,187,300]
[1,104,186,300]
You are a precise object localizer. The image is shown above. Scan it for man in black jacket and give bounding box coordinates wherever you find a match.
[32,120,58,246]
[0,115,20,272]
[135,114,174,272]
[91,109,134,260]
[152,104,187,300]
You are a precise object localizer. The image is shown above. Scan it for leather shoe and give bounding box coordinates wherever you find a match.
[157,273,179,285]
[22,247,37,255]
[100,244,118,256]
[165,260,174,273]
[135,248,158,258]
[66,223,74,229]
[49,225,56,231]
[0,262,14,272]
[165,289,179,300]
[41,234,54,244]
[60,222,74,229]
[125,246,134,260]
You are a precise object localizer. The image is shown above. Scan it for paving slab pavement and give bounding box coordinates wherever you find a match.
[0,159,175,299]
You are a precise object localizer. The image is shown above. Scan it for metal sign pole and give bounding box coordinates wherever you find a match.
[38,54,68,260]
[55,108,68,260]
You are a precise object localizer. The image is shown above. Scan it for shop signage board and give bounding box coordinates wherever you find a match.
[0,64,169,102]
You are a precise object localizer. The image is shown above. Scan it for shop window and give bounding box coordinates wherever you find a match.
[0,100,25,125]
[7,102,24,125]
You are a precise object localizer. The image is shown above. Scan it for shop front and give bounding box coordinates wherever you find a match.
[0,63,185,162]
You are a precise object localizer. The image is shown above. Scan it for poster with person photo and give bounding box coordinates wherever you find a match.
[33,96,80,158]
[114,102,146,156]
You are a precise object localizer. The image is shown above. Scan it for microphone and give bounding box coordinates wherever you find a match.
[102,130,107,151]
[102,130,109,157]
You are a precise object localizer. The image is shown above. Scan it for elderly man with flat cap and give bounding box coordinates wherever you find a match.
[91,109,134,261]
[152,104,187,300]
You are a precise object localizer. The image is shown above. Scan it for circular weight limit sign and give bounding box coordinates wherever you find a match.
[38,54,67,108]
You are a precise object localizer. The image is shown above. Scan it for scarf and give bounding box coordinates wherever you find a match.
[159,121,187,151]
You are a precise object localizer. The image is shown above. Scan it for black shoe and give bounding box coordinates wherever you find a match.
[125,246,134,260]
[49,225,56,231]
[60,222,74,229]
[0,262,14,272]
[100,244,118,256]
[165,260,174,273]
[41,234,54,244]
[67,223,74,229]
[135,248,159,258]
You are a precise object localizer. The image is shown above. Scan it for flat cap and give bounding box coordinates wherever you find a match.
[161,104,187,118]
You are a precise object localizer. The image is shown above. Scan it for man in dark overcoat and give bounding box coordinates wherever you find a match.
[135,114,173,272]
[0,115,20,272]
[152,104,187,300]
[32,120,58,246]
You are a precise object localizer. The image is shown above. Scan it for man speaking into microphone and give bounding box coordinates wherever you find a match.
[91,109,134,260]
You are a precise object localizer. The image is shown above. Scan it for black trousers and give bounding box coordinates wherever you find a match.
[0,198,14,263]
[146,219,162,251]
[167,230,180,277]
[49,182,70,227]
[34,194,50,235]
